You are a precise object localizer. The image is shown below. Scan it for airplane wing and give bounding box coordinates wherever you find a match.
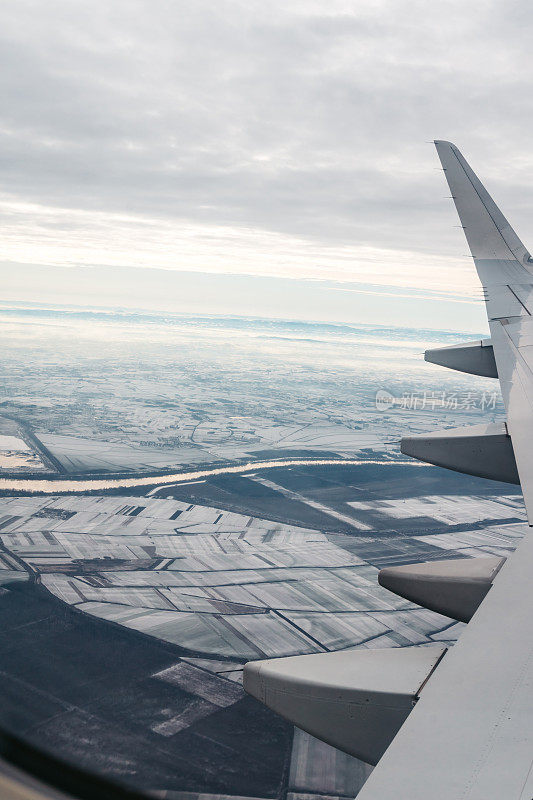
[244,142,533,798]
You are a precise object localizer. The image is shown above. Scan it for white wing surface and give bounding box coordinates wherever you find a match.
[245,142,533,799]
[357,142,533,799]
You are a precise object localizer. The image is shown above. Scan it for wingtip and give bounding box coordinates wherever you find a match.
[434,139,456,148]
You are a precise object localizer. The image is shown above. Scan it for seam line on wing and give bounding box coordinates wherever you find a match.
[507,285,532,315]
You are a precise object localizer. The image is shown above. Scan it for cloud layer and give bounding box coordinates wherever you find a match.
[1,0,533,300]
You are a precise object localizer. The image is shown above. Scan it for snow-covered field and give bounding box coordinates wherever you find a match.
[0,433,46,471]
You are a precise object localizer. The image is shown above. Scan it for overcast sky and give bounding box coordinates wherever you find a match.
[1,0,533,329]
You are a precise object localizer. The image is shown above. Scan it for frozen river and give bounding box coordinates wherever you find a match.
[0,456,423,494]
